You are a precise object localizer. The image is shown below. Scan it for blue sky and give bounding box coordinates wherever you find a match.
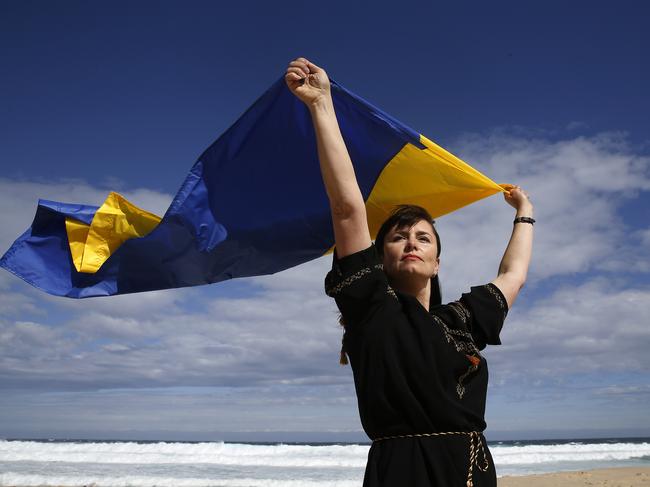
[1,0,649,442]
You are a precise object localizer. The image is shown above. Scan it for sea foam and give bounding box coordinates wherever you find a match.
[491,441,650,465]
[1,439,649,486]
[0,440,368,468]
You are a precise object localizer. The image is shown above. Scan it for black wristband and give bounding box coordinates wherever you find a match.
[514,216,535,225]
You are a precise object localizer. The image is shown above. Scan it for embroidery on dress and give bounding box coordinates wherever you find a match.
[325,263,384,296]
[456,362,479,399]
[448,301,470,324]
[431,315,480,356]
[386,285,398,300]
[485,283,508,320]
[431,310,482,399]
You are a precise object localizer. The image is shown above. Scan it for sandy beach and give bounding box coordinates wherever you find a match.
[499,467,650,486]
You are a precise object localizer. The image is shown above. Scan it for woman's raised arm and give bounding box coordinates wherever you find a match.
[285,58,371,258]
[491,186,534,309]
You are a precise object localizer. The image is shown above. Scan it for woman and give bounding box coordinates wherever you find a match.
[286,58,534,487]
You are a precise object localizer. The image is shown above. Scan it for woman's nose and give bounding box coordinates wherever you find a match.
[404,236,418,250]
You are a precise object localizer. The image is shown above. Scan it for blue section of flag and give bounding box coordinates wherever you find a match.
[0,77,422,298]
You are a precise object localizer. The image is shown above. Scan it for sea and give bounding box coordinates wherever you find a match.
[1,437,649,486]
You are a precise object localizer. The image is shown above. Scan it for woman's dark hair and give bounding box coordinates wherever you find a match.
[339,205,442,365]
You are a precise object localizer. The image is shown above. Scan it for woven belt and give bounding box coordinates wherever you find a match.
[372,430,489,487]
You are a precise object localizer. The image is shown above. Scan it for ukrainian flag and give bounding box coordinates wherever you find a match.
[0,77,509,298]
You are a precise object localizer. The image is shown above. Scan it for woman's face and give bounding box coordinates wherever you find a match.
[382,219,439,283]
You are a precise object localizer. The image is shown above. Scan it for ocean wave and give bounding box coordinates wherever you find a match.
[0,441,369,468]
[0,472,360,487]
[1,439,649,471]
[490,441,650,465]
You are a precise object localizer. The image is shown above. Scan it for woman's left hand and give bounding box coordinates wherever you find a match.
[504,185,533,212]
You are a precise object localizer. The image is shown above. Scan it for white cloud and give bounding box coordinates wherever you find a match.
[0,290,41,317]
[49,287,189,320]
[434,131,650,299]
[593,385,650,396]
[0,254,347,390]
[486,279,650,379]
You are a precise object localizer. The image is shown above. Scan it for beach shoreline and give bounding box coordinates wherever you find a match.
[2,467,650,487]
[499,466,650,486]
[2,436,649,486]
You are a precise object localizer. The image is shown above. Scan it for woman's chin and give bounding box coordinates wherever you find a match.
[395,268,430,281]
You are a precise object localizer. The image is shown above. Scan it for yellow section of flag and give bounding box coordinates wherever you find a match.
[365,134,512,237]
[65,192,162,273]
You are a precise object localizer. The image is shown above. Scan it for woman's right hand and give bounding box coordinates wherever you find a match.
[285,58,331,107]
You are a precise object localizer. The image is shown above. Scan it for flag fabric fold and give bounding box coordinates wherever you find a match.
[1,77,508,298]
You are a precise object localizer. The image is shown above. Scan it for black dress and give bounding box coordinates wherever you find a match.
[325,245,508,487]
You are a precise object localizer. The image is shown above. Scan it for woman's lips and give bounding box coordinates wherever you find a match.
[401,255,422,261]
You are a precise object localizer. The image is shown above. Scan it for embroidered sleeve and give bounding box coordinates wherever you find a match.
[459,283,509,350]
[485,282,508,321]
[447,300,471,325]
[325,262,384,297]
[324,244,398,325]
